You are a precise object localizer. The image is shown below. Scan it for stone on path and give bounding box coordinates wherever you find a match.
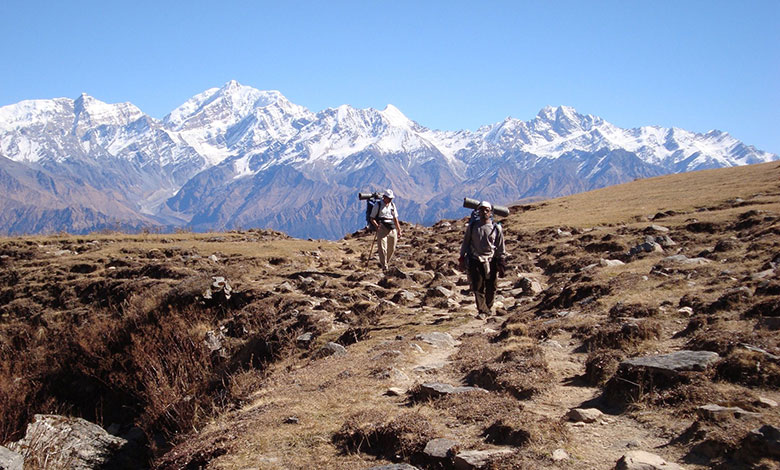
[414,383,486,400]
[454,449,514,470]
[414,332,458,348]
[567,408,603,423]
[614,450,685,470]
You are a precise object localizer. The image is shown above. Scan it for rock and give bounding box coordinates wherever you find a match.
[661,254,710,265]
[296,332,314,348]
[367,464,421,470]
[568,408,603,423]
[203,276,232,299]
[8,414,130,470]
[517,277,544,295]
[653,235,677,247]
[629,242,663,256]
[649,224,669,232]
[204,329,226,354]
[428,286,453,298]
[620,350,720,375]
[551,448,569,461]
[276,281,295,292]
[746,425,780,459]
[677,306,694,316]
[755,397,778,408]
[0,445,23,470]
[696,404,762,421]
[316,342,347,358]
[752,269,777,280]
[424,438,459,459]
[385,387,406,396]
[600,259,625,267]
[414,383,486,400]
[392,290,417,304]
[455,449,514,469]
[414,332,457,348]
[614,450,685,470]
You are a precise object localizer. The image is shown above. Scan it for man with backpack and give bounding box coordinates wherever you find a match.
[370,189,402,271]
[459,200,507,317]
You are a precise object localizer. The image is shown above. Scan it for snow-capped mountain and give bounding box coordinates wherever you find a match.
[0,81,776,238]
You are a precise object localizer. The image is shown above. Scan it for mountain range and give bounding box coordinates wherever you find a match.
[1,80,776,239]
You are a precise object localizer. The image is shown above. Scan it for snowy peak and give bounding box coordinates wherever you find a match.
[72,93,145,130]
[163,81,305,131]
[380,104,415,129]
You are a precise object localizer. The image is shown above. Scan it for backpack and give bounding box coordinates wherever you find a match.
[465,210,500,256]
[365,197,382,230]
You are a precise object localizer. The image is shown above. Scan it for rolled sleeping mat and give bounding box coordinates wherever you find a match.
[358,192,379,200]
[463,197,509,217]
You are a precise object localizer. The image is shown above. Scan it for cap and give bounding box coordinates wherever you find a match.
[383,189,395,199]
[478,200,492,210]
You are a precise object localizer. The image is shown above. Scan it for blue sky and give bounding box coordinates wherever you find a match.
[2,0,778,154]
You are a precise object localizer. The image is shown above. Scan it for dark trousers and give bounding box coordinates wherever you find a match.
[468,257,497,315]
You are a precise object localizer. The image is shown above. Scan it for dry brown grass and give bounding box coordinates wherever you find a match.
[2,161,780,469]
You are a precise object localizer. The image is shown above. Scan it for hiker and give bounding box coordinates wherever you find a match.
[459,200,507,317]
[370,189,402,271]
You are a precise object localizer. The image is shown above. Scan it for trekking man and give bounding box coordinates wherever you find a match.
[459,201,507,317]
[370,189,402,271]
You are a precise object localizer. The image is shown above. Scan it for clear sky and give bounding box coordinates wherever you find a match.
[2,0,778,154]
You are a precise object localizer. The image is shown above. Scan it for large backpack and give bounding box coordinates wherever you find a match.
[365,197,382,230]
[465,210,500,256]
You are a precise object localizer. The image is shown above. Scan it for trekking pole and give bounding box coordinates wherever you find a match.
[365,229,378,268]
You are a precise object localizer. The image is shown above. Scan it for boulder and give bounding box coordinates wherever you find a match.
[454,449,514,470]
[8,414,130,470]
[614,450,685,470]
[696,404,761,421]
[620,350,720,375]
[423,438,459,460]
[0,445,23,470]
[316,342,347,358]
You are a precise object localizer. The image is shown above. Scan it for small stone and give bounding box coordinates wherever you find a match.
[615,450,685,470]
[567,408,603,423]
[756,397,778,408]
[551,448,569,461]
[385,387,406,397]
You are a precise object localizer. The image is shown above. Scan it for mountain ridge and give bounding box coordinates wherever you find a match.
[0,80,776,238]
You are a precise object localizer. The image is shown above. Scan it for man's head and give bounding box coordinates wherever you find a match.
[383,189,395,202]
[478,200,492,221]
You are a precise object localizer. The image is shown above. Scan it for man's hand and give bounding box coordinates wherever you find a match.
[497,258,507,277]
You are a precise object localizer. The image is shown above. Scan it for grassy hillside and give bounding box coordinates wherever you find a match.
[1,161,778,469]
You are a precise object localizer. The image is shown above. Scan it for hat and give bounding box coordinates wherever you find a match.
[383,189,395,199]
[478,200,492,210]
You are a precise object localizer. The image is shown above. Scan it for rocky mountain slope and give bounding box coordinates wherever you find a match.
[0,161,778,469]
[1,81,776,238]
